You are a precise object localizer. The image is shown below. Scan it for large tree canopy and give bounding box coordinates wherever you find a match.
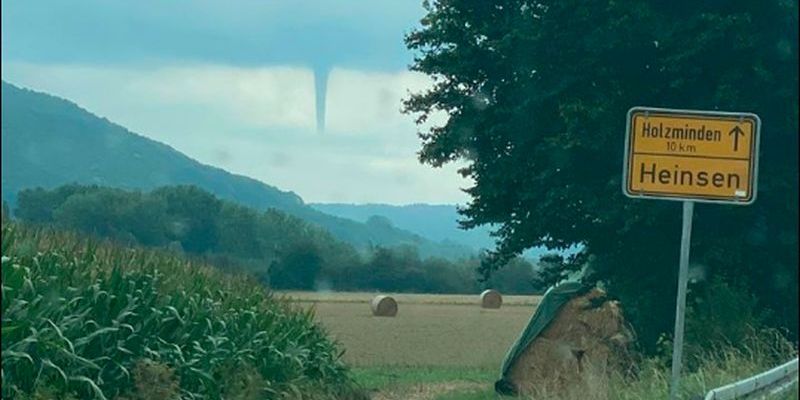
[405,0,798,351]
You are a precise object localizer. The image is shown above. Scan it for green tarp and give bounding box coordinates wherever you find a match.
[495,280,589,395]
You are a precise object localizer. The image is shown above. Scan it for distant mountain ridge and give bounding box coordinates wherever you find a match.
[311,203,550,260]
[310,203,496,250]
[1,81,305,211]
[0,81,473,259]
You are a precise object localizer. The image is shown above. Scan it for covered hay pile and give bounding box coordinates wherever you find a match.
[481,289,503,309]
[501,287,635,395]
[370,295,398,317]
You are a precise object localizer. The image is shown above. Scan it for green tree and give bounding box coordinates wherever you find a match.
[51,188,167,246]
[268,241,324,290]
[152,185,222,254]
[124,195,169,246]
[405,0,798,351]
[52,188,130,239]
[364,245,426,292]
[485,257,538,294]
[215,203,263,259]
[420,257,474,293]
[15,184,89,223]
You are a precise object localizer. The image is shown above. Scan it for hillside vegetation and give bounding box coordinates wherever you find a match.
[1,221,366,400]
[9,184,540,295]
[0,81,473,260]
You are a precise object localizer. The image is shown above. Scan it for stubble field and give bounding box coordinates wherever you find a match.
[278,291,540,367]
[278,291,540,399]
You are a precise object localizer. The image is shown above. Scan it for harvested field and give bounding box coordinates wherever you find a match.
[278,291,539,306]
[278,291,540,367]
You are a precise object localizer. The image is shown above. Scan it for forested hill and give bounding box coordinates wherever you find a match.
[311,203,551,259]
[311,203,496,250]
[0,81,473,259]
[1,81,304,212]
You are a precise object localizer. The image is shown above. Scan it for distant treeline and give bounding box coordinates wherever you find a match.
[7,184,541,294]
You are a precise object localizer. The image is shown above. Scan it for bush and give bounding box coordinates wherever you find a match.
[685,277,764,357]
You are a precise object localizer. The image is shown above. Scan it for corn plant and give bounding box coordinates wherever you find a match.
[1,222,365,400]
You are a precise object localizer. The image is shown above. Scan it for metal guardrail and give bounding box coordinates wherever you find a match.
[703,357,798,400]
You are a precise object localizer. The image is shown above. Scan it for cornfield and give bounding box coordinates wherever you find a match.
[1,222,365,400]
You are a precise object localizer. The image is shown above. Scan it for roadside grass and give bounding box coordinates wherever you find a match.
[352,366,494,400]
[352,366,494,391]
[361,352,798,400]
[387,336,798,400]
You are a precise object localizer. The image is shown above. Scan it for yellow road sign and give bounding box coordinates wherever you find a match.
[623,107,760,204]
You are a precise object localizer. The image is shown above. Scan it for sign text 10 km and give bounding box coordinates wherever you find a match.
[623,107,760,204]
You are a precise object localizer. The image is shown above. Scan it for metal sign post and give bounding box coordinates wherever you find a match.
[621,106,761,400]
[669,200,694,400]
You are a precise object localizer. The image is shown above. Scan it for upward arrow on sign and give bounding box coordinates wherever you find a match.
[729,125,745,152]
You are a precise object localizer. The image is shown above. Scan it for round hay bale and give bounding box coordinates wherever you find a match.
[370,295,398,317]
[481,289,503,309]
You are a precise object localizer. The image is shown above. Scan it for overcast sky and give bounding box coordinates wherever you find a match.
[1,1,470,205]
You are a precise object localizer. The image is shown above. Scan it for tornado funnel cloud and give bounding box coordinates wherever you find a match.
[313,66,330,133]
